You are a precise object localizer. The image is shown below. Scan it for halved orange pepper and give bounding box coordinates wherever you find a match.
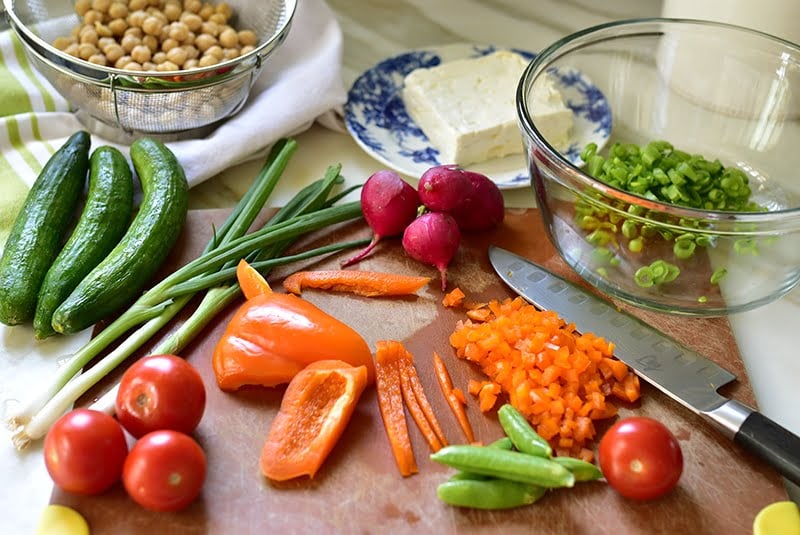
[260,359,368,481]
[212,260,375,391]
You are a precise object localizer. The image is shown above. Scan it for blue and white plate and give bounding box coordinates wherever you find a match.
[344,43,612,189]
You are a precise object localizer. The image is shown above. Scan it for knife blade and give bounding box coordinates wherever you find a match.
[489,245,800,486]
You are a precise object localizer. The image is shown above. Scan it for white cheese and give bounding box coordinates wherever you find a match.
[402,50,573,166]
[529,74,574,151]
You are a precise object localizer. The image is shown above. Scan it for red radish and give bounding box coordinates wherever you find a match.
[342,170,420,267]
[450,170,505,232]
[417,165,473,213]
[402,212,461,291]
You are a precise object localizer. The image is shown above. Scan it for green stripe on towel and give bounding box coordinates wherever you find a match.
[0,151,30,249]
[10,34,59,113]
[0,39,33,116]
[6,116,46,176]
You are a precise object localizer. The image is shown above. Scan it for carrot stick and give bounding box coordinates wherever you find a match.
[283,270,431,297]
[432,352,475,443]
[399,347,448,448]
[375,341,418,477]
[399,356,443,453]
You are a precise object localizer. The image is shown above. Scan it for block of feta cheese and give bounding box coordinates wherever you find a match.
[528,73,574,151]
[402,50,573,166]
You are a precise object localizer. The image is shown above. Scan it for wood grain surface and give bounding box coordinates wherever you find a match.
[51,208,787,534]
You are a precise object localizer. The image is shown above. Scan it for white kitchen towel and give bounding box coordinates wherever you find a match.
[0,0,346,245]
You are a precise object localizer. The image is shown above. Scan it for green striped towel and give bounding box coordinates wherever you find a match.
[0,0,348,251]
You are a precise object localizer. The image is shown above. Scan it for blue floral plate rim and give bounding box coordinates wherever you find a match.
[344,43,612,190]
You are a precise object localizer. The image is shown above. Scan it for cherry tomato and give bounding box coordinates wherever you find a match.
[598,416,683,500]
[44,408,128,495]
[122,430,206,512]
[116,354,206,438]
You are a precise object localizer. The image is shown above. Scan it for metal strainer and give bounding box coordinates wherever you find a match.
[1,0,296,142]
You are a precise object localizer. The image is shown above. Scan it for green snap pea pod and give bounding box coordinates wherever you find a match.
[449,437,514,482]
[552,457,603,482]
[436,478,547,510]
[498,404,552,458]
[431,445,575,489]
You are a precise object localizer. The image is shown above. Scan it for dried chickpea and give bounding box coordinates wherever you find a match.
[53,36,75,50]
[88,54,108,66]
[159,37,177,52]
[194,33,216,52]
[78,43,99,60]
[164,3,182,22]
[184,0,202,14]
[104,43,125,63]
[131,44,152,64]
[142,16,164,36]
[108,2,128,19]
[146,8,168,24]
[156,60,179,71]
[197,54,218,67]
[237,30,257,47]
[91,0,111,13]
[142,61,157,71]
[71,25,82,38]
[215,2,232,19]
[240,45,255,55]
[165,46,188,66]
[142,34,159,51]
[182,44,199,59]
[114,54,133,68]
[83,10,104,26]
[128,0,147,11]
[98,36,116,50]
[148,0,160,6]
[223,47,239,60]
[198,3,214,20]
[128,10,147,28]
[184,58,199,69]
[94,23,114,38]
[180,13,203,32]
[159,26,171,42]
[64,43,81,57]
[79,27,99,45]
[168,22,189,42]
[108,19,128,36]
[208,13,227,25]
[183,31,196,46]
[218,27,237,48]
[120,34,141,53]
[152,51,167,64]
[75,0,92,17]
[201,21,219,36]
[205,45,223,60]
[125,61,143,71]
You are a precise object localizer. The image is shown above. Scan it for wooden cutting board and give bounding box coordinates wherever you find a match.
[51,208,787,534]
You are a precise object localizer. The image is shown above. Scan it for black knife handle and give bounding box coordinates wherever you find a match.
[734,411,800,486]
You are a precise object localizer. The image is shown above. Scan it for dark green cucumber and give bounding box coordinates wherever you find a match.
[51,138,189,334]
[33,146,134,339]
[0,131,90,325]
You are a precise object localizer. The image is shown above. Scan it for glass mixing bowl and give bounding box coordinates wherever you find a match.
[517,18,800,316]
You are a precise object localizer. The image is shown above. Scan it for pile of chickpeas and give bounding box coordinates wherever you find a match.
[52,0,258,72]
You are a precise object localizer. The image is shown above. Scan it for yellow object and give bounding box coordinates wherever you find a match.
[753,501,800,535]
[36,505,90,535]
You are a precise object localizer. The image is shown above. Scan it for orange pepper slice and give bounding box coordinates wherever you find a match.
[260,360,368,481]
[212,260,375,390]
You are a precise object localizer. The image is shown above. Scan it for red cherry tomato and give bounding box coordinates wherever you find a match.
[599,416,683,500]
[44,408,128,495]
[116,354,206,438]
[122,430,206,512]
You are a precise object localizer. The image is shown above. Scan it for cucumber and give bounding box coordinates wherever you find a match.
[51,138,189,335]
[0,131,90,326]
[33,146,134,339]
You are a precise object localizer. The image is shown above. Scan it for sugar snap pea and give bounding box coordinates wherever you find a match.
[552,456,603,482]
[497,404,552,458]
[431,445,575,488]
[436,478,547,510]
[449,437,514,482]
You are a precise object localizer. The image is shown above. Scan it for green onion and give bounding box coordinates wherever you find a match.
[7,139,366,449]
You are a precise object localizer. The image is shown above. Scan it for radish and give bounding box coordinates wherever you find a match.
[342,170,420,267]
[450,170,505,232]
[402,212,461,291]
[417,165,473,213]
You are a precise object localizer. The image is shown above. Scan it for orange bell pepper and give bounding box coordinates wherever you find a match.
[260,359,368,481]
[212,260,375,391]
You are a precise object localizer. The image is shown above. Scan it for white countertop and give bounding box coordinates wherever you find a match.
[2,0,798,532]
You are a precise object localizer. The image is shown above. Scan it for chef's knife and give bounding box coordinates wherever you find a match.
[489,245,800,486]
